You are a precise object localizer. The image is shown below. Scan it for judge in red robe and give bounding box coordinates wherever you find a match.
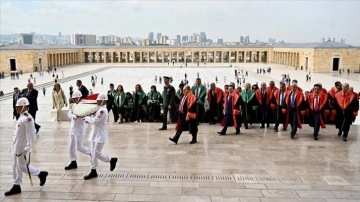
[285,84,304,139]
[255,82,273,128]
[334,83,359,142]
[218,85,241,135]
[308,84,328,140]
[169,85,198,144]
[207,83,224,124]
[326,81,342,122]
[272,82,288,131]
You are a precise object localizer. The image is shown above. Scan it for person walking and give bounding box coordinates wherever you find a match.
[64,91,91,170]
[159,76,176,130]
[52,83,67,121]
[4,98,48,196]
[83,94,118,180]
[20,82,41,134]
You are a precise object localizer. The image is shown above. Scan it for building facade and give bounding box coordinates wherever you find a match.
[1,41,359,73]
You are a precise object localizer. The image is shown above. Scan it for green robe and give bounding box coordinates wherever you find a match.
[191,85,207,105]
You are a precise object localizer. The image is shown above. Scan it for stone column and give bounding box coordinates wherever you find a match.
[162,52,165,63]
[176,52,179,63]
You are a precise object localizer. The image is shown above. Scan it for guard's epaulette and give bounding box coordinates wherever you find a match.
[24,113,29,117]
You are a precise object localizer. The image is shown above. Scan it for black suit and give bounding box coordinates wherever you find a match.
[13,92,20,120]
[78,85,89,99]
[21,88,40,131]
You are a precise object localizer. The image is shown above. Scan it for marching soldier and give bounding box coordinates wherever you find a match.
[5,98,48,196]
[83,93,118,180]
[64,90,91,170]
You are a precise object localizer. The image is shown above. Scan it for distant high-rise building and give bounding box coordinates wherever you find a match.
[268,38,276,44]
[200,32,207,43]
[59,32,62,37]
[244,36,250,44]
[240,36,245,44]
[176,35,181,44]
[148,32,154,41]
[192,33,200,43]
[157,33,162,39]
[71,34,96,45]
[182,35,189,42]
[20,33,34,44]
[218,38,223,44]
[99,35,120,45]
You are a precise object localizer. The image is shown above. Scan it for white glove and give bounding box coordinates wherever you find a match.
[72,114,77,120]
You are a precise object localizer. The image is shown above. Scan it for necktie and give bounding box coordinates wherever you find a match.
[280,92,283,106]
[26,90,31,96]
[179,96,187,112]
[197,87,200,97]
[314,96,319,111]
[291,93,295,108]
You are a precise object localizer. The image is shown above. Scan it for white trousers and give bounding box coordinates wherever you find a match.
[12,153,40,185]
[91,142,111,169]
[69,134,91,161]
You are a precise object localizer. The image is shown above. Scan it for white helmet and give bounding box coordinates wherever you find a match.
[96,93,108,101]
[72,90,82,98]
[16,97,29,107]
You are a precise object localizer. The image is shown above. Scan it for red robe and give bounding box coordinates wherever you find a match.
[285,89,303,129]
[221,91,241,128]
[255,88,273,105]
[175,92,197,130]
[207,87,224,105]
[273,90,288,113]
[308,92,328,128]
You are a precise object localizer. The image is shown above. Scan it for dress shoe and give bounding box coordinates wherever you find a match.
[235,129,240,134]
[260,125,265,129]
[110,158,118,171]
[266,123,270,128]
[36,126,41,134]
[190,140,197,144]
[64,161,77,170]
[314,137,318,140]
[338,130,342,137]
[217,132,226,136]
[159,127,167,130]
[245,125,249,129]
[84,169,98,180]
[4,185,21,196]
[169,138,177,144]
[343,137,347,142]
[290,133,295,139]
[38,171,48,186]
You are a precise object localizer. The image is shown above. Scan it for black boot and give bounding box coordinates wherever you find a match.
[84,169,98,180]
[38,171,48,186]
[4,185,21,196]
[110,158,118,171]
[64,161,77,170]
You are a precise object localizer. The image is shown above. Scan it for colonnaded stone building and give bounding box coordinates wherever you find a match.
[0,40,359,73]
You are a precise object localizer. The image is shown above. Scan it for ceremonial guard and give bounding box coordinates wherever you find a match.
[207,83,224,125]
[218,84,241,135]
[159,76,176,130]
[64,91,91,170]
[191,78,207,123]
[169,85,198,144]
[83,94,118,180]
[240,83,256,129]
[334,83,359,142]
[307,84,328,140]
[272,82,288,132]
[285,83,304,139]
[5,98,48,196]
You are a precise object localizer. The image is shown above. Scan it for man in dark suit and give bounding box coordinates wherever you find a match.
[107,83,117,122]
[20,82,41,133]
[76,80,89,99]
[13,87,21,120]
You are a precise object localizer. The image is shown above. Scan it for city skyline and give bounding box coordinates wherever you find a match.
[0,0,359,45]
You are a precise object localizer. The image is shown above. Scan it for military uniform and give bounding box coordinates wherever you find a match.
[160,82,176,129]
[84,103,117,180]
[5,109,48,196]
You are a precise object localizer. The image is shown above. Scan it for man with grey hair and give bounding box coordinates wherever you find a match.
[334,83,359,142]
[20,82,41,134]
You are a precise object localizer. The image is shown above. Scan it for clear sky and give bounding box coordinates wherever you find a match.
[0,0,359,45]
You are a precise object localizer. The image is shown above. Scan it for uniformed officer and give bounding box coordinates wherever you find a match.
[64,90,91,170]
[4,98,48,196]
[159,76,176,130]
[83,93,118,180]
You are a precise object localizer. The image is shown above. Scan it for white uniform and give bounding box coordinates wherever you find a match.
[67,103,91,161]
[11,111,40,185]
[84,105,111,169]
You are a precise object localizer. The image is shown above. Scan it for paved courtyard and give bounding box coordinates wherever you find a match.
[0,63,359,201]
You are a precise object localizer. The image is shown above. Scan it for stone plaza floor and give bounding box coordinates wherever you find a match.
[0,63,359,201]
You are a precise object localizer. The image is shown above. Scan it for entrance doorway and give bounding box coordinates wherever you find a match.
[333,58,340,71]
[9,59,16,71]
[38,58,42,71]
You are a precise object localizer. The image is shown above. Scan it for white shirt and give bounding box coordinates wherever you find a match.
[67,103,86,136]
[85,105,108,144]
[12,111,36,155]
